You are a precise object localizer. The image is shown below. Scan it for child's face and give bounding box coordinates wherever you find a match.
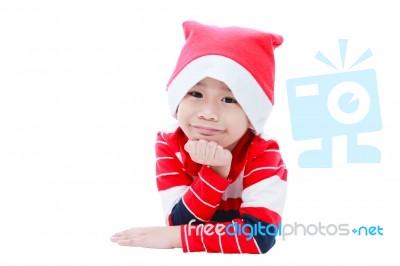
[177,77,252,151]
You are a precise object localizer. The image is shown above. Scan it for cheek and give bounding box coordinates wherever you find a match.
[228,109,249,127]
[176,106,183,122]
[176,102,190,122]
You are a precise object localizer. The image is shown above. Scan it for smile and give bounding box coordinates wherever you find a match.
[192,125,223,135]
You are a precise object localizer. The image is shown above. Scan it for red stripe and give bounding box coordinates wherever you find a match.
[181,225,189,252]
[156,172,192,191]
[183,191,218,221]
[217,198,242,211]
[167,215,173,226]
[185,221,261,253]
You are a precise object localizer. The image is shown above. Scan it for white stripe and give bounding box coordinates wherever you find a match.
[200,226,208,252]
[175,152,183,163]
[198,173,224,193]
[181,197,207,222]
[234,223,242,253]
[183,225,190,252]
[252,237,262,254]
[189,187,218,208]
[167,55,273,134]
[264,149,280,153]
[241,175,287,216]
[243,165,286,178]
[221,170,244,200]
[156,156,174,161]
[159,185,189,218]
[156,172,179,178]
[155,140,167,145]
[219,232,224,253]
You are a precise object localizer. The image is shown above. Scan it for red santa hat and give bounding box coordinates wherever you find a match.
[166,21,283,134]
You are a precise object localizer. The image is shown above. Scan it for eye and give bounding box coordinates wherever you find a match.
[221,97,238,104]
[188,91,203,98]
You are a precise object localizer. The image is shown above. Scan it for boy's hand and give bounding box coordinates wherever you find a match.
[111,226,181,249]
[184,139,232,178]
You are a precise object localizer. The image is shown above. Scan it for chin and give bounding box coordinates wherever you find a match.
[191,132,223,142]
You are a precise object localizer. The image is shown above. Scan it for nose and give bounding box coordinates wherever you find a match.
[197,104,219,121]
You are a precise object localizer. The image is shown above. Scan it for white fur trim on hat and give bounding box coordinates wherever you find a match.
[167,55,273,134]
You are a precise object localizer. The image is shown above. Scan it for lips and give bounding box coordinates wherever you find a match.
[192,125,223,135]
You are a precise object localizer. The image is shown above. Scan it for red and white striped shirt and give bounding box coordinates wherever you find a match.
[156,124,287,254]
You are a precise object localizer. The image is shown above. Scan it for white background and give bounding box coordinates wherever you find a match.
[1,0,399,265]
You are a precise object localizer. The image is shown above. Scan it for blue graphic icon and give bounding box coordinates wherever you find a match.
[286,39,382,168]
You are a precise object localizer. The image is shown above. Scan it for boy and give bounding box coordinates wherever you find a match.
[111,20,287,254]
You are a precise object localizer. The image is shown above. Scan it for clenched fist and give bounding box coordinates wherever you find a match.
[184,139,232,178]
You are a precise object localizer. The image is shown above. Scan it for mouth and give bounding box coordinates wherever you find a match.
[192,125,224,136]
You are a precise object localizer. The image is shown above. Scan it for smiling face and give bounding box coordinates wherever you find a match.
[177,77,253,151]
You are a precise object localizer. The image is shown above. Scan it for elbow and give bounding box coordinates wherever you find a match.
[255,235,276,254]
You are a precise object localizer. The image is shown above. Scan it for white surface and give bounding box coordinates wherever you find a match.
[1,0,399,265]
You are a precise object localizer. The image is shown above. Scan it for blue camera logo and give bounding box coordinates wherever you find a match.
[286,39,382,168]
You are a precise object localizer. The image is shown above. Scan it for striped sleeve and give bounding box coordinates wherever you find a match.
[181,219,262,253]
[156,131,191,224]
[181,139,287,254]
[156,131,231,225]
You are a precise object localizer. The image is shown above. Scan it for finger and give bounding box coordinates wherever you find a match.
[196,139,207,157]
[206,141,218,160]
[117,237,141,247]
[184,141,190,152]
[112,229,136,237]
[111,231,145,244]
[184,140,196,156]
[214,146,232,166]
[111,230,129,238]
[222,149,233,164]
[115,233,153,248]
[213,145,224,165]
[216,144,223,154]
[111,228,144,238]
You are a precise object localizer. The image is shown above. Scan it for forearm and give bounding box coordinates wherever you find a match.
[167,225,182,248]
[169,165,231,224]
[181,217,277,254]
[111,226,182,249]
[208,165,230,178]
